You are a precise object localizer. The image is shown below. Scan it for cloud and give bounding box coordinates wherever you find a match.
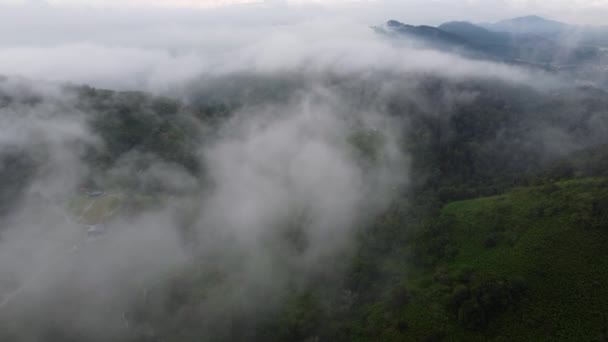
[0,44,207,91]
[2,0,261,7]
[0,10,552,93]
[0,67,410,340]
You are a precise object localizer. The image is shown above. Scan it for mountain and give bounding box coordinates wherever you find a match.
[439,21,511,46]
[483,15,570,37]
[438,21,523,61]
[381,18,605,70]
[380,20,518,62]
[439,20,597,65]
[482,16,608,48]
[382,20,471,51]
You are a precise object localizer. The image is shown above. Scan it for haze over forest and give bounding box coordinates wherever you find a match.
[1,1,608,341]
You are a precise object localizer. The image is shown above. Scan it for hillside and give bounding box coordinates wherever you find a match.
[268,177,608,341]
[382,18,606,70]
[483,15,570,36]
[401,177,608,340]
[482,15,608,48]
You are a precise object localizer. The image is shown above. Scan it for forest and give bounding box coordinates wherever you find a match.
[1,67,608,341]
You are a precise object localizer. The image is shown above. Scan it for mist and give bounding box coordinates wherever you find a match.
[0,39,416,339]
[0,1,607,341]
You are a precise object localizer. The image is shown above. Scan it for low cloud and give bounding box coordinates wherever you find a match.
[0,2,604,341]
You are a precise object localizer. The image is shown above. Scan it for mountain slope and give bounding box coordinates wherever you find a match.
[483,15,569,36]
[483,15,608,48]
[382,18,604,68]
[439,21,511,45]
[349,177,608,341]
[382,20,472,51]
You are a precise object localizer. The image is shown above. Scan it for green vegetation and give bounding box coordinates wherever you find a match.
[3,74,608,341]
[131,177,608,342]
[76,77,608,341]
[277,177,608,341]
[76,86,202,175]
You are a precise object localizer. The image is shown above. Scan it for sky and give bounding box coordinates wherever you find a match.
[0,0,607,25]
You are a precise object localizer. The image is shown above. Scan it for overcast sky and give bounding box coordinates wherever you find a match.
[0,0,607,25]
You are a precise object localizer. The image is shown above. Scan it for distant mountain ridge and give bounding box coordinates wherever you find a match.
[482,15,570,36]
[378,16,607,70]
[383,20,471,48]
[482,15,608,47]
